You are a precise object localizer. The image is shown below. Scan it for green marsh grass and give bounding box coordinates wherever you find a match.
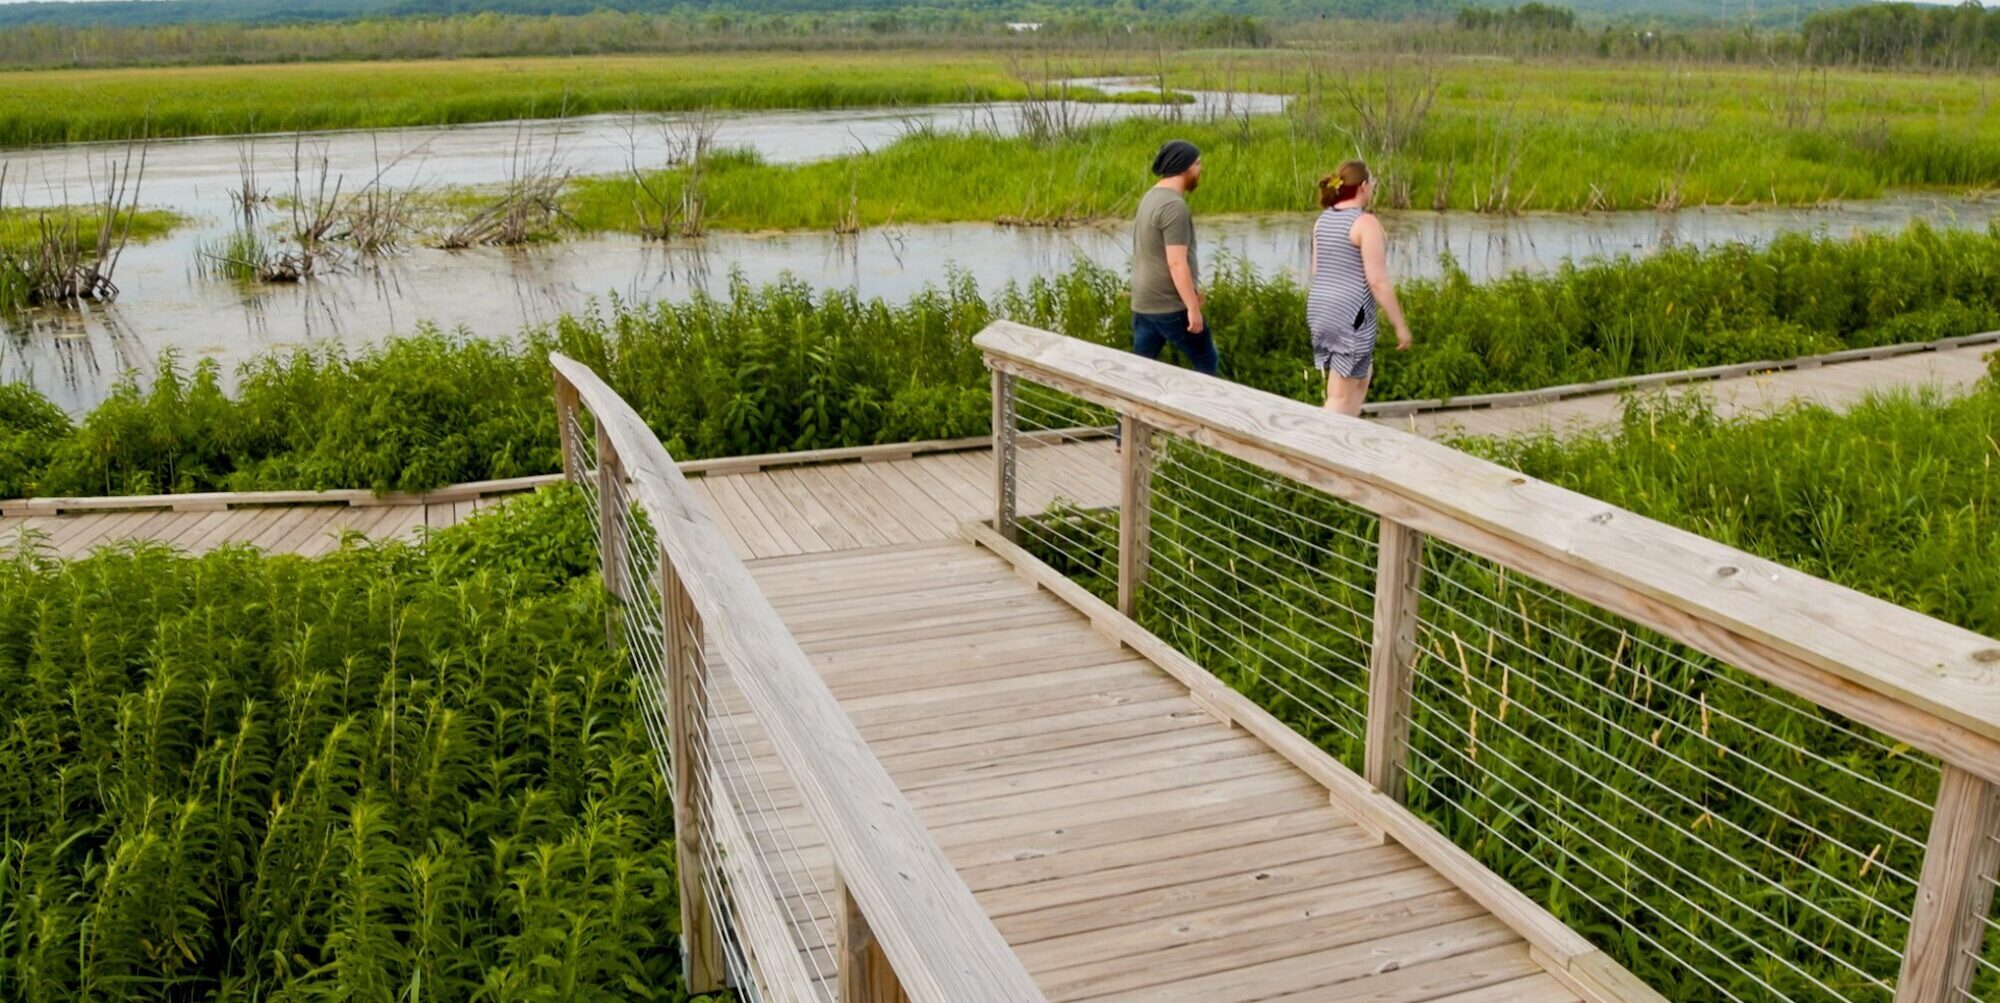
[0,484,721,1000]
[0,52,1074,147]
[2,223,1996,497]
[563,57,2000,229]
[0,206,180,250]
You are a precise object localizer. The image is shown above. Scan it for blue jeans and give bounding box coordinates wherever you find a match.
[1131,309,1219,376]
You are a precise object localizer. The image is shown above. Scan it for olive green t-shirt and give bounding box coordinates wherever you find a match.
[1130,186,1197,315]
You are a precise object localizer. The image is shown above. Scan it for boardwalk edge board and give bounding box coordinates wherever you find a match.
[1362,328,2000,418]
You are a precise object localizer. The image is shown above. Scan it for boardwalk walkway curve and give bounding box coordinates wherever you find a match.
[3,329,1999,1001]
[5,330,1992,561]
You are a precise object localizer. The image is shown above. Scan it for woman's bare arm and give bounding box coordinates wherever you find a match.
[1352,214,1412,350]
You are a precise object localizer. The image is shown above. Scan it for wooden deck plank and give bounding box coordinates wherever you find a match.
[686,478,755,560]
[704,473,796,559]
[55,509,154,555]
[375,505,431,545]
[720,472,807,557]
[829,462,946,541]
[737,471,829,555]
[246,506,322,551]
[1027,880,1472,998]
[899,452,988,514]
[790,465,907,548]
[1081,916,1519,1003]
[38,510,120,551]
[159,509,234,548]
[762,468,863,552]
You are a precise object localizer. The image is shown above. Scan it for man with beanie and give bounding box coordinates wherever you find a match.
[1129,139,1217,376]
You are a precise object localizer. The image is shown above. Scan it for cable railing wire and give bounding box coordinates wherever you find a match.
[1454,543,1937,773]
[571,407,842,1002]
[1422,562,1937,823]
[1410,605,1918,922]
[1405,677,1906,990]
[1415,563,1932,859]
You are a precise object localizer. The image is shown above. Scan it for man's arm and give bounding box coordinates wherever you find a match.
[1164,244,1203,333]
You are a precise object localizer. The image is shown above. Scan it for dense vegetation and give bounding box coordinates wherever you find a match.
[1803,1,2000,70]
[1019,357,2000,1002]
[557,55,2000,226]
[0,222,1993,499]
[0,53,1059,146]
[0,484,722,1000]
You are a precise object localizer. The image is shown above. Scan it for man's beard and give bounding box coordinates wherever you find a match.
[1183,174,1200,193]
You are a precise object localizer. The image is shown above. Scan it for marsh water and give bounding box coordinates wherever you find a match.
[3,83,1995,411]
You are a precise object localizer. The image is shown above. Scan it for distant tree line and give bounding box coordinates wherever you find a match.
[1455,2,1577,32]
[1801,2,2000,70]
[1,0,1995,72]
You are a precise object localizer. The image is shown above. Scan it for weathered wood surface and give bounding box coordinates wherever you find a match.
[0,439,1118,561]
[740,540,1585,1003]
[1390,341,1994,439]
[977,320,2000,771]
[553,353,1047,1003]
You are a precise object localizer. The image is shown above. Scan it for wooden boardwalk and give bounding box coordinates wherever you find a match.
[722,540,1582,1002]
[0,438,1117,561]
[12,333,1998,1001]
[8,337,1990,562]
[1392,340,1994,439]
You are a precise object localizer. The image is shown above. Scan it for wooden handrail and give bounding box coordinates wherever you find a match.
[976,320,2000,781]
[979,321,2000,1003]
[550,353,1047,1003]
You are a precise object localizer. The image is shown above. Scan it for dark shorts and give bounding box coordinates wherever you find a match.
[1131,309,1219,376]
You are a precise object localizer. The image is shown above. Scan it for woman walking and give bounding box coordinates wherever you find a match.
[1308,161,1412,416]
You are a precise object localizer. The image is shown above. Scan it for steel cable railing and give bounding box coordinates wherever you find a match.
[567,408,797,1001]
[979,321,2000,1003]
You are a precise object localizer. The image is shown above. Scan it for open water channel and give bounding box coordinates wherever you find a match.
[2,81,1994,411]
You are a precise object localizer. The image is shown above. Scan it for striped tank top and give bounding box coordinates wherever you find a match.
[1307,206,1377,353]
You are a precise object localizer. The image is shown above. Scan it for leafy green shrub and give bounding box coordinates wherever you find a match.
[0,487,718,1001]
[0,382,71,498]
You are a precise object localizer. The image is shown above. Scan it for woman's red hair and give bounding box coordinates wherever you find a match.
[1318,160,1371,208]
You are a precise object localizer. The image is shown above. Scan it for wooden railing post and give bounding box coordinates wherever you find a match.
[1117,414,1152,619]
[596,424,626,603]
[663,561,725,993]
[992,370,1018,542]
[1365,520,1426,803]
[1896,765,2000,1002]
[838,876,909,1003]
[554,376,582,482]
